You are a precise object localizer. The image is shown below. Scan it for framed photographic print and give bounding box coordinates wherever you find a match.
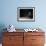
[17,7,35,22]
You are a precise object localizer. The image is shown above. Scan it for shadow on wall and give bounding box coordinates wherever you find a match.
[0,24,7,43]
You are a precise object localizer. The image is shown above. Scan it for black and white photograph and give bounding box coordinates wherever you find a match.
[17,7,35,22]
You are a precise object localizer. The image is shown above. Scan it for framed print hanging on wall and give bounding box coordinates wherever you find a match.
[17,7,35,22]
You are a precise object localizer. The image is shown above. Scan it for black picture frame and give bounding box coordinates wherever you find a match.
[17,7,35,22]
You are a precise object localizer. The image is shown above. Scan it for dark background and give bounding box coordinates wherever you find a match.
[20,9,33,19]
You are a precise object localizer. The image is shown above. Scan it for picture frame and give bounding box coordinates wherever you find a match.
[17,7,35,22]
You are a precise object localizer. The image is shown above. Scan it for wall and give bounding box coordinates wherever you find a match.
[0,0,46,30]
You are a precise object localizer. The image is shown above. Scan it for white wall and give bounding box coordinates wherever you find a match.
[0,0,46,30]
